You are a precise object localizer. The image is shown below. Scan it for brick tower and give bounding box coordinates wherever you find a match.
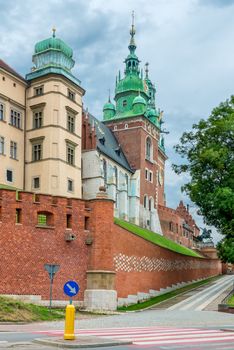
[102,13,167,232]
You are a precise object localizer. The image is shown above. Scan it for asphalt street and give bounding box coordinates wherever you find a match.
[0,275,233,349]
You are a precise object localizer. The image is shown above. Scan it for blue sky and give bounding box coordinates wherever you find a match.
[1,0,233,242]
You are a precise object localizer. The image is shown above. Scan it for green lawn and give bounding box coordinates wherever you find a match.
[114,218,203,258]
[227,294,234,306]
[0,296,65,322]
[118,276,221,311]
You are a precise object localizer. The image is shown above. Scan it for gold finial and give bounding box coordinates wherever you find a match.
[52,27,56,38]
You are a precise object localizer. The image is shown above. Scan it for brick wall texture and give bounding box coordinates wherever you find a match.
[0,189,222,301]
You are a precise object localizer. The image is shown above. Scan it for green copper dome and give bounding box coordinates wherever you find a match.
[133,94,146,105]
[103,101,115,111]
[35,36,73,58]
[116,74,145,95]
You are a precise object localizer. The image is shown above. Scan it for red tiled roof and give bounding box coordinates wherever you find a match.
[0,59,26,82]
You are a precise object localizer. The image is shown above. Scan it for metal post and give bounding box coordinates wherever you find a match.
[49,276,53,310]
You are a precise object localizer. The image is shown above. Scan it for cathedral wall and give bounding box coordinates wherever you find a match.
[0,189,222,308]
[111,223,222,299]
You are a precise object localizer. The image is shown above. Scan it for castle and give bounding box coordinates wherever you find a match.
[0,20,219,310]
[0,20,200,247]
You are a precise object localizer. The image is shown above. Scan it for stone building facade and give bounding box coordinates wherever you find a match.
[0,31,84,198]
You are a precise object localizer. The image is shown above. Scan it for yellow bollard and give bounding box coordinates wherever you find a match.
[64,304,75,340]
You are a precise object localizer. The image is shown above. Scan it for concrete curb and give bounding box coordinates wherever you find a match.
[34,336,132,348]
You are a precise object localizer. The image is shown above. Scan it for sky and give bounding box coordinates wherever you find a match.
[0,0,233,243]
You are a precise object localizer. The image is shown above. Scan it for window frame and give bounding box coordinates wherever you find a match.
[67,178,74,193]
[146,136,152,161]
[67,113,75,133]
[0,136,5,155]
[34,85,44,96]
[68,89,75,101]
[33,110,43,129]
[0,102,4,121]
[10,108,21,129]
[10,141,17,160]
[6,169,13,183]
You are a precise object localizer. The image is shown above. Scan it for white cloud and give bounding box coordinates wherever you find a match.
[0,0,232,244]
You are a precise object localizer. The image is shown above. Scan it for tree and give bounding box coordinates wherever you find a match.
[173,96,234,261]
[217,238,234,264]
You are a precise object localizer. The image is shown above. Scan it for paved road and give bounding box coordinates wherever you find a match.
[168,274,234,311]
[0,275,233,349]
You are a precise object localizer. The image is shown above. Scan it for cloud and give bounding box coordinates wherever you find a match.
[0,0,233,244]
[199,0,234,7]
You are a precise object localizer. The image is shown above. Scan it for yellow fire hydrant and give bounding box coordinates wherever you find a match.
[64,304,75,340]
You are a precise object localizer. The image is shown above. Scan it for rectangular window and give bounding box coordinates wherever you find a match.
[33,111,43,129]
[33,177,40,189]
[67,144,75,165]
[67,114,75,133]
[32,143,42,161]
[0,103,4,120]
[68,89,75,101]
[145,169,148,180]
[16,208,22,224]
[10,141,17,159]
[34,86,44,96]
[37,214,47,225]
[6,170,13,183]
[0,137,4,154]
[66,214,72,229]
[84,216,90,230]
[67,179,74,192]
[10,109,21,129]
[149,171,152,182]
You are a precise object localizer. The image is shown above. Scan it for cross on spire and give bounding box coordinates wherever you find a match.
[52,27,56,38]
[129,11,136,52]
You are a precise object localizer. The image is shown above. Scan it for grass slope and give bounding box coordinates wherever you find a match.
[227,294,234,306]
[0,296,65,322]
[114,218,202,258]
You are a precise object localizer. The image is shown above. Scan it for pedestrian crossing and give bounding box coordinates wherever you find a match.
[34,326,234,348]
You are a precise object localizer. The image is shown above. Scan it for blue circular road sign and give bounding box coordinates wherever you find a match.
[63,280,80,297]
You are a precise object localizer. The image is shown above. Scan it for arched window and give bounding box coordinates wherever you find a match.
[114,166,118,186]
[146,137,152,160]
[37,211,54,227]
[143,195,148,209]
[149,197,154,212]
[103,159,107,184]
[125,174,129,193]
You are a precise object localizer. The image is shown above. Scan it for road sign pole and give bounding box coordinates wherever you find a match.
[49,277,53,311]
[44,264,60,311]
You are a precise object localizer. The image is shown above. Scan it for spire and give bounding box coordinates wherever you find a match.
[129,11,136,54]
[145,62,149,79]
[108,88,111,103]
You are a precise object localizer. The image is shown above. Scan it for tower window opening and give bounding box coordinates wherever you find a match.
[66,214,72,229]
[103,159,107,184]
[146,137,152,161]
[143,195,148,209]
[123,100,127,107]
